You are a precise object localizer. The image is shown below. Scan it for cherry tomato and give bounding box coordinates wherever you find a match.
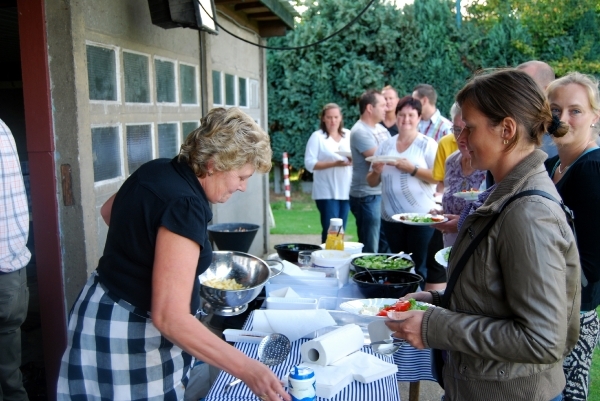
[377,310,388,317]
[394,300,411,312]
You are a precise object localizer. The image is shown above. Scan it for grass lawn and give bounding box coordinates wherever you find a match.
[269,184,357,240]
[269,185,600,398]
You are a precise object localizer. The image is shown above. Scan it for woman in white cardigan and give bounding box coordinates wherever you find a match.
[304,103,352,242]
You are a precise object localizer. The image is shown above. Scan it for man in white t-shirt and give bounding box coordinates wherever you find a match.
[412,84,452,142]
[349,90,390,253]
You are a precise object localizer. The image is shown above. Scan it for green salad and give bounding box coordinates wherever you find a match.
[353,255,413,270]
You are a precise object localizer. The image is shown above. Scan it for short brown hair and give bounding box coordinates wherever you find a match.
[179,107,272,177]
[413,84,437,106]
[456,69,568,151]
[359,89,382,115]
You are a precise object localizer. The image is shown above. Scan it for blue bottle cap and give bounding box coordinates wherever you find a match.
[289,365,314,380]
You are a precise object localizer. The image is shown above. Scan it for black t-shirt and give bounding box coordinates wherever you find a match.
[97,157,213,314]
[545,148,600,311]
[380,120,398,136]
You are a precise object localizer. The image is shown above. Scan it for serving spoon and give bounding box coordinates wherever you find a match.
[369,337,406,355]
[223,333,291,392]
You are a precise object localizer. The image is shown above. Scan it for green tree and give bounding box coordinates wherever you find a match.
[267,0,600,171]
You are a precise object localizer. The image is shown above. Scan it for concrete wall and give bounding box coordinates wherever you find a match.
[206,16,270,256]
[46,0,270,310]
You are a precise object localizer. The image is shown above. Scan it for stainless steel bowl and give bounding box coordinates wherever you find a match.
[199,251,282,315]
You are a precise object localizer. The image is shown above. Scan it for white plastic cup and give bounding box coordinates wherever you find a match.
[310,250,352,287]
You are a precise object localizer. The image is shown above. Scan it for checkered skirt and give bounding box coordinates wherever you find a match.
[58,272,192,400]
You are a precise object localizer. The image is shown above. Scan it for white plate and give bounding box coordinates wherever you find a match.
[335,151,352,158]
[391,213,448,226]
[339,298,402,319]
[453,191,481,201]
[339,298,433,319]
[434,246,452,268]
[365,155,402,163]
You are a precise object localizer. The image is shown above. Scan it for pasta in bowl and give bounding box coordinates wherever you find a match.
[198,251,283,315]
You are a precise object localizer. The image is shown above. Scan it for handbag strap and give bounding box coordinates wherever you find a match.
[440,189,579,308]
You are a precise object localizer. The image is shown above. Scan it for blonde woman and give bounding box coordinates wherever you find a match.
[545,72,600,401]
[58,108,290,401]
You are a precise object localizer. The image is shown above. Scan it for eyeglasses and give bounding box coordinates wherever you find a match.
[452,126,470,139]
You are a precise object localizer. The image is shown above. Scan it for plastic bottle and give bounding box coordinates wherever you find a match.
[325,218,344,250]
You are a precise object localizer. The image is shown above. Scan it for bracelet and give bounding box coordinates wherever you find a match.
[410,166,419,176]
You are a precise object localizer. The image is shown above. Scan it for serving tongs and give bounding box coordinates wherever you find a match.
[385,251,412,262]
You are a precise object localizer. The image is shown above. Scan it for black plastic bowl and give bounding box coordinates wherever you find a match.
[353,270,423,299]
[274,243,323,263]
[207,223,260,253]
[351,253,415,274]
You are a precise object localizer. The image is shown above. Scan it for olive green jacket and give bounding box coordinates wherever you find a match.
[425,150,581,401]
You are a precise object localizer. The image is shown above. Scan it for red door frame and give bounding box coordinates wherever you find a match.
[17,1,67,399]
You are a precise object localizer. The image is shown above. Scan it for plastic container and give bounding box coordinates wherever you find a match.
[325,218,344,250]
[310,250,352,287]
[288,366,316,401]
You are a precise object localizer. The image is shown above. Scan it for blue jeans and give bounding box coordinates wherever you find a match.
[315,199,350,243]
[349,195,381,253]
[381,219,434,284]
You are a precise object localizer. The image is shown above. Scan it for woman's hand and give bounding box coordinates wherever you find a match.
[434,214,459,234]
[400,291,432,303]
[239,360,291,401]
[394,158,413,174]
[385,310,426,349]
[371,161,385,174]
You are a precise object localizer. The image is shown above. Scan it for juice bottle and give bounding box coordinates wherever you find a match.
[325,218,344,250]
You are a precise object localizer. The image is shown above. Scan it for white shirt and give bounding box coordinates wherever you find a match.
[374,134,438,221]
[304,129,352,200]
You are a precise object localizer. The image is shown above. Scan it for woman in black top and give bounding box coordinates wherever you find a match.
[58,108,290,401]
[545,72,600,401]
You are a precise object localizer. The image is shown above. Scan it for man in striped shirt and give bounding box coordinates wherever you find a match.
[0,118,31,401]
[412,84,452,142]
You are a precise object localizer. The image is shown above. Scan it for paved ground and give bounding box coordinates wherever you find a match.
[268,234,445,401]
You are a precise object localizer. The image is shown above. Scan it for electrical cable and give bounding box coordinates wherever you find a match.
[198,0,378,51]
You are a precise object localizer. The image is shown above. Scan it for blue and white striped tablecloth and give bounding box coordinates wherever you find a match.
[394,345,435,382]
[205,313,401,401]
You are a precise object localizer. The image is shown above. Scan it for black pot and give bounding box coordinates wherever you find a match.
[274,243,322,263]
[207,223,259,253]
[352,270,423,299]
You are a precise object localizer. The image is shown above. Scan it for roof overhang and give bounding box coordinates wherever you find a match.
[214,0,296,37]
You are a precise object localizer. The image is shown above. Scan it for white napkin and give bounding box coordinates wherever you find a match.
[268,287,300,298]
[280,260,326,278]
[252,309,335,342]
[292,353,397,398]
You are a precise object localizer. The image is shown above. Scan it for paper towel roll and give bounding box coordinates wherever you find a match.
[300,324,364,366]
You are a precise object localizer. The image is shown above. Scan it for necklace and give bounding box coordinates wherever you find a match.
[557,162,570,174]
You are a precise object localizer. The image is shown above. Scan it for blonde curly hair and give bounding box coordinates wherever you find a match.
[179,107,272,177]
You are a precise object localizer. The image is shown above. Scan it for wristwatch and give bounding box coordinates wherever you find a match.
[410,166,419,176]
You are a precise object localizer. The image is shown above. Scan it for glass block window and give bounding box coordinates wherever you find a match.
[123,52,150,103]
[126,124,153,174]
[180,64,197,104]
[212,71,222,105]
[155,59,176,103]
[238,77,247,107]
[158,123,179,158]
[249,79,260,108]
[182,121,200,143]
[91,126,121,182]
[225,73,235,106]
[87,45,117,101]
